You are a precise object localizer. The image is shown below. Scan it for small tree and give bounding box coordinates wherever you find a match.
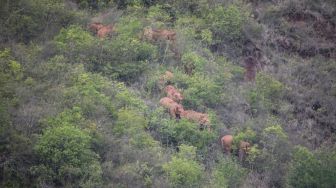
[212,158,247,188]
[163,145,203,188]
[288,146,336,188]
[33,120,102,187]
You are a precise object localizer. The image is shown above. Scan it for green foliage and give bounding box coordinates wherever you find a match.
[113,0,160,8]
[44,107,88,130]
[0,49,23,80]
[248,73,285,113]
[174,72,221,108]
[177,144,197,160]
[114,82,147,110]
[90,15,157,82]
[76,0,112,10]
[212,158,248,188]
[172,0,209,15]
[54,25,94,52]
[147,4,172,26]
[149,110,215,149]
[263,125,288,140]
[200,29,213,45]
[116,16,143,38]
[95,37,156,81]
[233,128,257,148]
[0,0,79,43]
[65,66,117,117]
[114,109,158,149]
[206,5,246,41]
[33,120,102,187]
[176,16,206,41]
[181,51,207,73]
[288,147,336,188]
[256,73,284,102]
[163,145,203,188]
[250,123,291,187]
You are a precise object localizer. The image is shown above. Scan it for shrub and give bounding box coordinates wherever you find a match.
[288,147,336,188]
[33,122,102,187]
[147,4,172,25]
[211,158,247,188]
[75,0,112,10]
[91,22,157,82]
[181,51,207,74]
[163,145,203,188]
[114,109,158,149]
[233,128,257,149]
[54,25,95,53]
[250,123,291,187]
[247,73,284,114]
[174,72,221,109]
[148,109,215,149]
[206,5,246,42]
[0,0,79,43]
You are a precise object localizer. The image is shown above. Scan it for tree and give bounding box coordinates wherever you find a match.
[288,146,336,188]
[33,124,102,187]
[163,145,203,188]
[211,158,247,188]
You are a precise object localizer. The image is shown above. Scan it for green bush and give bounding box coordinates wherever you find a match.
[147,4,172,26]
[0,0,79,43]
[212,158,247,188]
[174,72,221,108]
[247,73,284,113]
[89,16,157,82]
[163,145,203,188]
[114,0,160,8]
[250,123,291,187]
[288,146,336,188]
[64,67,117,117]
[54,25,95,53]
[33,121,102,187]
[149,109,215,149]
[75,0,112,9]
[206,5,246,41]
[114,109,158,149]
[233,128,257,149]
[181,51,207,74]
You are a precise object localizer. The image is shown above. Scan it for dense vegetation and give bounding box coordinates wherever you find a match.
[0,0,335,187]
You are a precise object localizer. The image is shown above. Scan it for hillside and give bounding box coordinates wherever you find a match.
[0,0,335,187]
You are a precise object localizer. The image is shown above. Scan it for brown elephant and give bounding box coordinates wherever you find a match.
[159,97,184,119]
[143,28,176,42]
[181,110,211,131]
[238,141,251,162]
[159,71,174,85]
[165,85,183,103]
[88,22,115,38]
[143,28,180,59]
[221,135,233,154]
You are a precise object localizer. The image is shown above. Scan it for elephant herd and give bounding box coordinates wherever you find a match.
[88,22,180,58]
[159,71,211,131]
[88,22,252,161]
[158,71,251,161]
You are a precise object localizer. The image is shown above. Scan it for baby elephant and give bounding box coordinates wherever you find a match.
[238,141,251,162]
[159,97,184,119]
